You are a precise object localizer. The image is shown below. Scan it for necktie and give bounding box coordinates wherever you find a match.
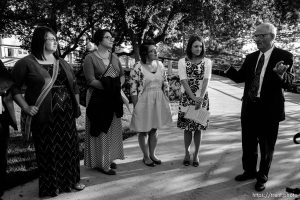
[249,53,264,99]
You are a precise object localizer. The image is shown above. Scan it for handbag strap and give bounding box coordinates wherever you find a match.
[100,52,113,78]
[24,60,60,140]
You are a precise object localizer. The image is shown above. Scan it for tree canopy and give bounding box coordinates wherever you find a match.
[1,0,300,61]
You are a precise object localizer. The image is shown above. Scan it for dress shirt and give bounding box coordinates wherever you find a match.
[257,45,275,97]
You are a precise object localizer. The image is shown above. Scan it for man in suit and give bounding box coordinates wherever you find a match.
[225,22,294,191]
[0,60,17,198]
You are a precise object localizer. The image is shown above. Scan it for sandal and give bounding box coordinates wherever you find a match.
[192,161,199,167]
[142,158,155,167]
[183,154,190,166]
[192,154,199,167]
[73,183,86,191]
[150,156,162,165]
[183,159,190,166]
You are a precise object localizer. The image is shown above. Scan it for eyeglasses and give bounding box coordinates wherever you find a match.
[104,36,115,41]
[45,38,57,42]
[253,33,270,39]
[148,49,157,54]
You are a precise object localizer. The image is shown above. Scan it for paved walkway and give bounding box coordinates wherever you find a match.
[3,75,300,200]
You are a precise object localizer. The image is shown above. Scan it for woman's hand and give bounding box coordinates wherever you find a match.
[193,97,204,110]
[131,95,138,108]
[23,105,39,116]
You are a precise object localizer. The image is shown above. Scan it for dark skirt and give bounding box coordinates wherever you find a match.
[32,87,80,197]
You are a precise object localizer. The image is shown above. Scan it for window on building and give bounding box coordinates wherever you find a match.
[7,48,14,57]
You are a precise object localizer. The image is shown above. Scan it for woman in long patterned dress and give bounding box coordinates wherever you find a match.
[12,26,85,197]
[129,41,172,167]
[177,35,212,167]
[83,29,124,175]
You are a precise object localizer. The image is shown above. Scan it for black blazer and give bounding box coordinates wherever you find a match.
[226,47,294,122]
[0,60,17,130]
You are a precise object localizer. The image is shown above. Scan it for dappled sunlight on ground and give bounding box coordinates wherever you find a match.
[4,75,300,200]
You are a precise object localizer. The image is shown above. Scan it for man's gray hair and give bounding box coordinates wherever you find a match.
[258,22,277,38]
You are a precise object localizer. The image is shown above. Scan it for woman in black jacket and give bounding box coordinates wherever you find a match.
[12,26,85,197]
[0,60,17,198]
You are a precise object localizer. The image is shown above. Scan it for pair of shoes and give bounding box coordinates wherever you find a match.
[235,172,256,181]
[192,161,199,167]
[142,158,155,167]
[150,156,162,165]
[73,183,86,191]
[255,181,266,191]
[98,168,117,175]
[286,187,300,194]
[110,162,117,169]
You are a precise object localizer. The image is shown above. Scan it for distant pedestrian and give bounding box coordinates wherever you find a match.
[11,26,85,197]
[83,29,125,175]
[177,35,212,167]
[0,60,17,198]
[129,40,172,167]
[225,22,294,191]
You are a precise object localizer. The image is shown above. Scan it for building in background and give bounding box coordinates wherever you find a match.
[0,34,77,68]
[0,35,28,68]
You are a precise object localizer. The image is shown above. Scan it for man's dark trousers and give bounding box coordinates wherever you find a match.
[0,114,9,197]
[241,98,279,183]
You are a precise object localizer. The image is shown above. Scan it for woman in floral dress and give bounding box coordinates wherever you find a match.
[129,40,172,167]
[177,35,212,167]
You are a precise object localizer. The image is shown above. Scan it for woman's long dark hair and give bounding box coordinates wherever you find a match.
[139,40,155,64]
[186,35,205,60]
[31,26,58,60]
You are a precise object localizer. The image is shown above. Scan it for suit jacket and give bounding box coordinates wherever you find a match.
[226,47,294,122]
[11,55,81,130]
[0,60,17,130]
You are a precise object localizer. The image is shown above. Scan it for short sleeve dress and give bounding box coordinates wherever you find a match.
[129,60,172,132]
[177,57,212,132]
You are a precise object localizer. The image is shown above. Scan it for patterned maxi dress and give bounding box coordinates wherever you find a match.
[84,59,124,170]
[33,64,80,197]
[177,57,211,132]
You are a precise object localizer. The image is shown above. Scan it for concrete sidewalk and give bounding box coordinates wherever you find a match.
[3,75,300,200]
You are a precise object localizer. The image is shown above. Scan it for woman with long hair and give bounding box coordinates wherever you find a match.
[12,26,85,197]
[177,35,212,167]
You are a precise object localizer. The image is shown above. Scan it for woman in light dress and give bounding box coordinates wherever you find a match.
[177,35,212,167]
[129,40,172,167]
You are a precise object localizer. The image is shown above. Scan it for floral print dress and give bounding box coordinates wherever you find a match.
[177,57,211,132]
